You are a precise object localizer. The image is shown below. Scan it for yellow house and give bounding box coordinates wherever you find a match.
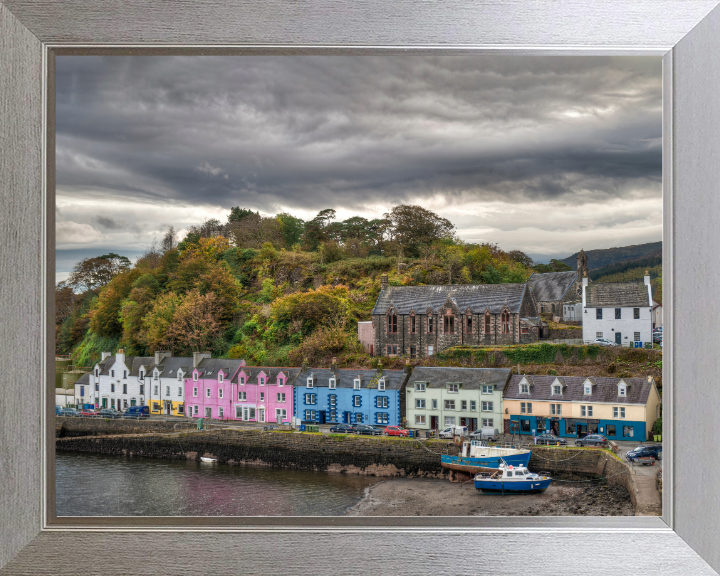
[503,374,661,441]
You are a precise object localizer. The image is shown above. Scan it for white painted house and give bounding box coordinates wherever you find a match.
[581,273,654,346]
[92,349,153,411]
[146,351,211,416]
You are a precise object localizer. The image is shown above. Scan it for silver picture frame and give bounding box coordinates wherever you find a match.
[1,1,719,573]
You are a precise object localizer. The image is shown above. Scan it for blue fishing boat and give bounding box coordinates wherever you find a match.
[441,440,531,475]
[474,462,552,494]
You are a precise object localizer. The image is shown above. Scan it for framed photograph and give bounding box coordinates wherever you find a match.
[2,1,720,574]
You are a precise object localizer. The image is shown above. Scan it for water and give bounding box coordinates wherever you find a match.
[56,452,380,516]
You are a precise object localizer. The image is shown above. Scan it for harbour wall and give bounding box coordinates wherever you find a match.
[56,416,194,437]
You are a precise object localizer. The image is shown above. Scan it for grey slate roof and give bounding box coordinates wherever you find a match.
[234,367,301,385]
[151,356,195,378]
[372,284,528,315]
[296,368,408,390]
[505,374,655,405]
[74,373,90,385]
[98,357,117,375]
[194,358,247,379]
[585,282,650,307]
[409,367,512,390]
[521,317,543,327]
[128,357,156,377]
[527,271,577,302]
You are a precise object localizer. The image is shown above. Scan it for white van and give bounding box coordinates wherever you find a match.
[469,426,500,441]
[438,425,468,439]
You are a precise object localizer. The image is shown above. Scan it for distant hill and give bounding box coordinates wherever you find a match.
[560,242,662,272]
[589,255,662,281]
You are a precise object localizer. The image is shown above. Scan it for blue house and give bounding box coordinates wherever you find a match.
[294,365,409,426]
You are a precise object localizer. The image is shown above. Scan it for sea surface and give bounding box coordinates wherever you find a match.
[56,452,379,516]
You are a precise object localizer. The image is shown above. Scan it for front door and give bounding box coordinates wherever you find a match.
[102,398,107,408]
[205,407,212,418]
[243,407,250,421]
[430,415,439,430]
[165,402,171,415]
[615,332,622,345]
[259,408,265,423]
[577,424,588,438]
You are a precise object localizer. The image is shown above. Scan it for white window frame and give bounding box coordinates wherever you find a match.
[482,418,494,427]
[238,391,246,401]
[354,379,361,390]
[444,416,455,426]
[178,387,182,396]
[206,388,211,398]
[415,414,426,425]
[193,372,198,382]
[218,407,224,418]
[378,378,386,391]
[634,332,641,342]
[444,399,455,410]
[584,384,592,395]
[481,401,493,412]
[448,383,459,393]
[415,399,426,409]
[259,392,264,401]
[307,377,314,388]
[166,386,170,396]
[240,376,246,385]
[259,377,265,386]
[520,383,529,394]
[470,400,477,411]
[329,378,336,389]
[552,385,562,395]
[431,399,438,410]
[414,382,426,392]
[277,393,286,403]
[613,407,626,419]
[219,373,224,383]
[481,385,492,394]
[218,388,223,399]
[587,405,593,417]
[618,384,627,397]
[193,387,198,397]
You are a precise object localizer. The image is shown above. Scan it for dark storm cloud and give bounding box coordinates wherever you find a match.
[55,55,661,214]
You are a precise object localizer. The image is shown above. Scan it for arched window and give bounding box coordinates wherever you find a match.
[501,311,510,334]
[387,313,397,333]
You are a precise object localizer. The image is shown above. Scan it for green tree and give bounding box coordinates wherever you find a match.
[276,212,305,248]
[384,205,455,257]
[228,207,257,223]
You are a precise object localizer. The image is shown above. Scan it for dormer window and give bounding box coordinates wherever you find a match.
[95,369,99,377]
[240,376,245,385]
[354,379,361,390]
[520,382,529,394]
[139,371,144,380]
[219,373,224,383]
[618,383,627,397]
[378,378,386,391]
[584,383,592,395]
[259,377,265,386]
[448,384,459,393]
[414,382,426,392]
[177,371,182,381]
[193,372,198,382]
[154,371,158,380]
[278,377,284,387]
[307,377,314,388]
[552,385,562,395]
[329,378,336,389]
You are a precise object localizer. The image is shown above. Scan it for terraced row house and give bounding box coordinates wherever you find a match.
[371,276,543,359]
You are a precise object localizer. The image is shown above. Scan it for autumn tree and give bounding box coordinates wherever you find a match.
[383,205,455,257]
[142,291,182,353]
[163,290,224,355]
[226,213,284,249]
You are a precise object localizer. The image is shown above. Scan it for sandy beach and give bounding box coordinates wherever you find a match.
[347,477,633,516]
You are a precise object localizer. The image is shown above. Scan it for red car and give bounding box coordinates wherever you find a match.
[384,426,410,437]
[79,409,99,417]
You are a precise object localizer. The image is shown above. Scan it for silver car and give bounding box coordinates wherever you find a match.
[593,338,618,347]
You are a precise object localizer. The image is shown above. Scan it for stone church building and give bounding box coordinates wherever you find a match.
[371,276,543,359]
[527,249,589,321]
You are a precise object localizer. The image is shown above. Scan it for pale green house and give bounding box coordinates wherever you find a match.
[405,367,512,433]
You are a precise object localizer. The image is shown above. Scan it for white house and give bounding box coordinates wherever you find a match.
[146,351,211,416]
[92,349,154,411]
[581,272,654,346]
[652,301,662,329]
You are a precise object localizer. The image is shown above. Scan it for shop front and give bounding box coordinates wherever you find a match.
[510,415,646,441]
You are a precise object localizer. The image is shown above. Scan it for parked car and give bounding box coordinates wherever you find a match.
[55,406,64,416]
[262,425,275,431]
[79,408,98,417]
[575,434,609,447]
[593,337,618,347]
[627,445,662,461]
[122,406,150,419]
[329,424,355,433]
[353,424,382,436]
[97,408,122,419]
[653,333,663,343]
[468,426,500,442]
[60,407,80,417]
[534,432,568,445]
[384,426,410,437]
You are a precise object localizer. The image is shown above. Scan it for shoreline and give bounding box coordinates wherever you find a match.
[346,477,634,516]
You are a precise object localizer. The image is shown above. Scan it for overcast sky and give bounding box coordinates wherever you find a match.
[56,55,662,282]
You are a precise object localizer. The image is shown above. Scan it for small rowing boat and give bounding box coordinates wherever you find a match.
[474,461,552,494]
[200,456,218,463]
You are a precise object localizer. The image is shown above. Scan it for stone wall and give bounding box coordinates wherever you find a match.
[55,416,194,437]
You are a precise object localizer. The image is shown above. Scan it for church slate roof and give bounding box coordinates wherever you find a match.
[527,271,578,302]
[371,284,528,315]
[505,374,655,405]
[585,282,650,307]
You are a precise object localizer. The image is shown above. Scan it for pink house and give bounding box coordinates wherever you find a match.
[185,359,299,423]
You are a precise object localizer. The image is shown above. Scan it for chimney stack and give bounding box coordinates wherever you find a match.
[331,357,338,371]
[302,357,309,371]
[380,274,388,290]
[101,351,111,361]
[644,270,651,286]
[154,350,172,365]
[116,349,125,364]
[193,351,212,367]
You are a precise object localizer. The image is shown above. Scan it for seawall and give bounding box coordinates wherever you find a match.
[56,416,194,437]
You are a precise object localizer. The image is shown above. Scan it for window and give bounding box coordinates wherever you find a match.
[584,384,592,395]
[123,399,128,409]
[634,307,640,319]
[95,369,99,377]
[177,372,182,381]
[329,394,336,406]
[448,384,459,393]
[520,402,532,414]
[444,400,455,410]
[218,407,224,418]
[329,410,337,421]
[607,424,617,436]
[193,373,198,382]
[596,308,603,319]
[521,327,528,334]
[206,388,211,398]
[466,316,472,333]
[139,371,144,380]
[353,396,362,407]
[111,370,114,377]
[307,377,314,388]
[581,405,593,417]
[194,406,198,415]
[278,377,284,387]
[378,379,386,391]
[587,406,593,417]
[354,379,361,390]
[634,332,641,342]
[623,426,634,438]
[485,314,491,333]
[482,418,494,427]
[218,389,223,399]
[96,383,100,392]
[277,393,286,402]
[193,387,198,397]
[550,403,562,415]
[613,407,626,419]
[481,385,492,394]
[481,401,493,412]
[428,317,434,333]
[618,384,626,397]
[111,384,115,393]
[259,377,265,386]
[501,311,510,333]
[166,386,170,396]
[414,382,426,392]
[552,385,562,395]
[123,384,127,394]
[444,416,456,426]
[427,345,434,356]
[376,396,388,408]
[520,419,531,432]
[386,344,398,355]
[238,391,246,401]
[581,405,586,416]
[431,399,438,410]
[444,315,455,333]
[219,373,224,383]
[80,386,84,397]
[615,308,621,319]
[410,346,417,359]
[154,372,158,380]
[470,401,476,411]
[461,400,467,411]
[566,420,576,434]
[240,376,246,385]
[596,332,603,338]
[415,399,426,409]
[305,393,317,404]
[329,378,336,389]
[520,383,529,394]
[305,410,316,421]
[411,315,416,333]
[139,384,144,395]
[376,413,389,424]
[355,413,363,423]
[388,313,397,333]
[415,415,426,425]
[178,387,182,396]
[154,385,159,395]
[152,402,160,411]
[259,392,264,401]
